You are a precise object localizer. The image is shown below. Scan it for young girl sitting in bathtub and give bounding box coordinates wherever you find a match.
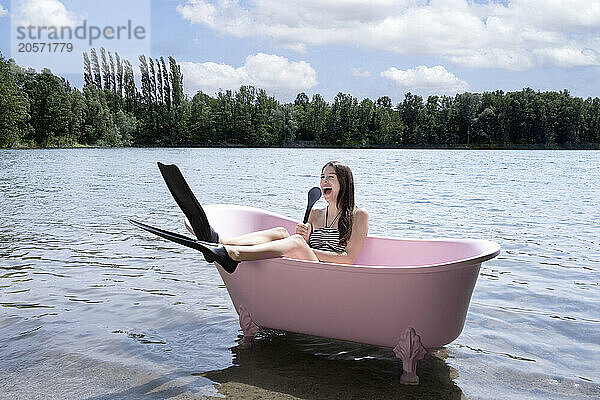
[191,161,369,273]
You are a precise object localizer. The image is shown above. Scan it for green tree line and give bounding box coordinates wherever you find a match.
[1,49,600,148]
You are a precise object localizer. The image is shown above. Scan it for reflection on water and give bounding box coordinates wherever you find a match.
[1,148,599,399]
[203,331,464,399]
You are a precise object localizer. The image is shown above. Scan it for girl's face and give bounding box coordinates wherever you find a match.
[320,165,340,203]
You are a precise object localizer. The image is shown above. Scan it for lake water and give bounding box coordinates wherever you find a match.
[0,148,598,399]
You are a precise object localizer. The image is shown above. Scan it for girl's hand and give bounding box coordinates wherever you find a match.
[295,222,312,243]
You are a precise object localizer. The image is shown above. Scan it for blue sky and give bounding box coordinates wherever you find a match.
[2,0,600,103]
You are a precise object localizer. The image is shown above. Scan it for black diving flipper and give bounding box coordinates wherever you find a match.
[129,219,239,273]
[157,162,219,243]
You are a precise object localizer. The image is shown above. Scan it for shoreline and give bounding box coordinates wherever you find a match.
[2,142,599,151]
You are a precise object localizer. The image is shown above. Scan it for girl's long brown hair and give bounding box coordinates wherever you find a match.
[323,161,355,247]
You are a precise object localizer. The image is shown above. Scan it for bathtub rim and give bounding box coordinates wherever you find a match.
[203,203,501,274]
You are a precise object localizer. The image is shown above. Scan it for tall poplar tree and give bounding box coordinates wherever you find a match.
[82,52,93,86]
[90,48,102,88]
[100,47,111,92]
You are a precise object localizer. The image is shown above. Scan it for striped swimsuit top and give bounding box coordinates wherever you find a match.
[308,207,345,254]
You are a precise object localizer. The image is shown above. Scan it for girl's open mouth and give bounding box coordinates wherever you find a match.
[323,187,332,195]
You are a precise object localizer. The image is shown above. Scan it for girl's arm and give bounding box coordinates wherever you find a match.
[297,208,320,242]
[312,208,369,264]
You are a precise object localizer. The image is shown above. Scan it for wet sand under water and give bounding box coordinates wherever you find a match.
[2,332,598,400]
[202,344,463,400]
[0,346,463,400]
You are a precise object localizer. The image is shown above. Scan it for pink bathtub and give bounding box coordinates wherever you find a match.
[193,204,500,385]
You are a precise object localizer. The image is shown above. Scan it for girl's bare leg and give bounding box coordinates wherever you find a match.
[226,234,319,262]
[220,227,290,246]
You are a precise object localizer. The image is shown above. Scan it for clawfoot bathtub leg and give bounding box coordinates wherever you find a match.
[238,305,259,349]
[393,327,427,385]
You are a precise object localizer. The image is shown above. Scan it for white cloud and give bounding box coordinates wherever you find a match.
[534,47,599,68]
[381,65,469,94]
[176,0,600,70]
[180,53,318,96]
[0,4,8,17]
[446,49,534,71]
[504,0,600,30]
[351,68,371,78]
[15,0,78,26]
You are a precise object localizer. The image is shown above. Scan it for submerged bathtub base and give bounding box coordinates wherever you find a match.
[234,298,427,385]
[215,255,483,385]
[238,304,259,349]
[394,327,427,385]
